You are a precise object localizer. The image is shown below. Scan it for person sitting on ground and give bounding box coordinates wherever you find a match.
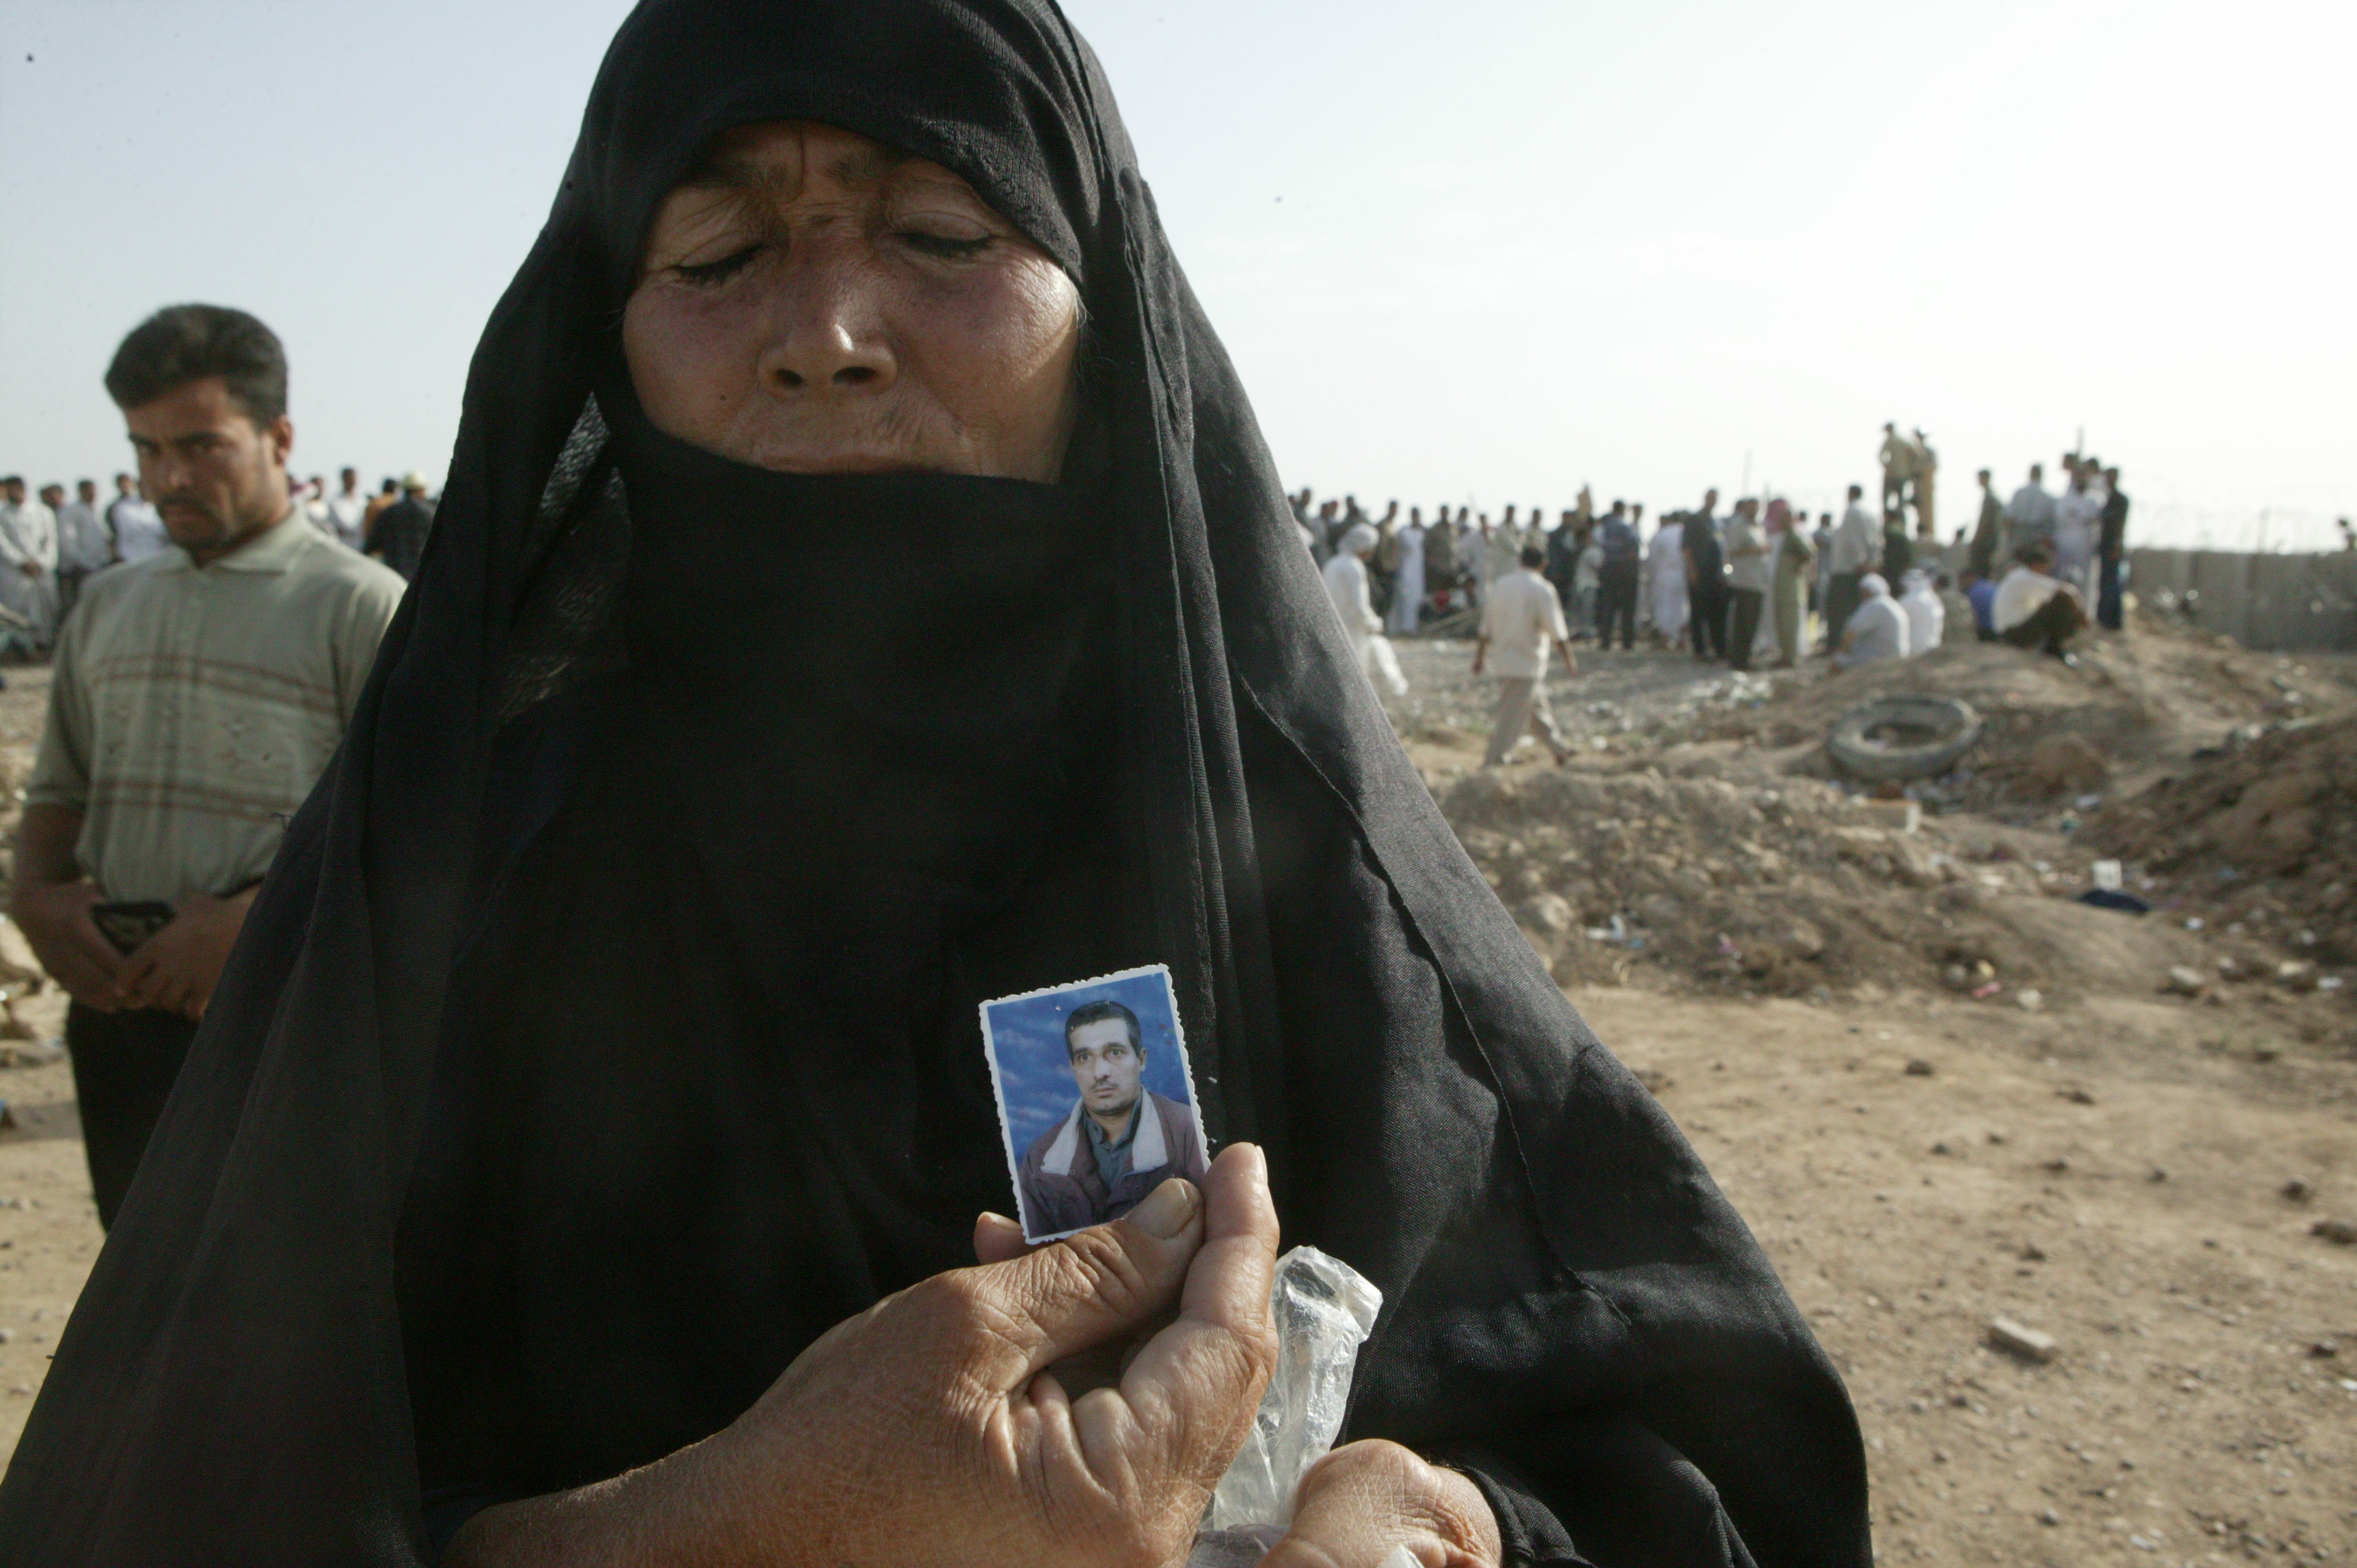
[1961,569,2000,642]
[1992,536,2088,659]
[1,6,1868,1563]
[1832,571,1909,669]
[1474,543,1577,766]
[1898,568,1945,657]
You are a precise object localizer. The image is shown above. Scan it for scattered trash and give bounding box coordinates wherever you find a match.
[1826,696,1984,782]
[2091,859,2124,891]
[2076,887,2149,914]
[2014,989,2044,1011]
[1988,1317,2057,1363]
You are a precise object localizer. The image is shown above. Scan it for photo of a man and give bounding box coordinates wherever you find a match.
[1009,994,1207,1239]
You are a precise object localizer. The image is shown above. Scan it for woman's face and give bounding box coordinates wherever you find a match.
[623,121,1082,482]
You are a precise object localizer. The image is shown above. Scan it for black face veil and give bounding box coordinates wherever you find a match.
[0,3,1870,1564]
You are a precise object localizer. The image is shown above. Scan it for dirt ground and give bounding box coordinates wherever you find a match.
[2,618,2355,1562]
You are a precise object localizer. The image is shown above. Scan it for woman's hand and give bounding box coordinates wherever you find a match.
[449,1143,1280,1567]
[1264,1442,1504,1568]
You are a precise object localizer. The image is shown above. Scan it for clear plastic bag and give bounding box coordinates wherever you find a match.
[1188,1246,1384,1567]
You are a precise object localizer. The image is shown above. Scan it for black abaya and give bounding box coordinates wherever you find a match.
[0,3,1869,1564]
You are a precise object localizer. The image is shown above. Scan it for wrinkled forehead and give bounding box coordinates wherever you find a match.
[583,0,1107,298]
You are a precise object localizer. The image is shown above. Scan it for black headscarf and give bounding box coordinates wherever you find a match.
[0,3,1869,1564]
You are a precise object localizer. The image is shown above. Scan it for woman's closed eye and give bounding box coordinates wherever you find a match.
[676,245,762,286]
[899,230,992,260]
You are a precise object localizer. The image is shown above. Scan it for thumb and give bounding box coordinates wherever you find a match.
[959,1176,1206,1393]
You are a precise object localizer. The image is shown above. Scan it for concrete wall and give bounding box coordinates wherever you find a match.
[2124,548,2357,651]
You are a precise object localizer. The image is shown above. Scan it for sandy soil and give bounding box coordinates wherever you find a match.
[2,632,2354,1562]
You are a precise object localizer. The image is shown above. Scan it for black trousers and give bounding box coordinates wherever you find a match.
[2001,593,2084,658]
[1690,580,1728,659]
[1597,568,1639,649]
[2097,556,2123,630]
[1824,572,1863,653]
[67,1001,200,1229]
[1727,587,1765,671]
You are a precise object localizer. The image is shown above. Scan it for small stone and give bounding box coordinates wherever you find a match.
[2312,1218,2357,1246]
[1930,1141,1953,1156]
[2015,989,2044,1011]
[1518,892,1575,935]
[1988,1316,2057,1363]
[2164,965,2207,996]
[2019,1241,2047,1261]
[2147,1166,2168,1182]
[0,1328,10,1344]
[2283,1178,2314,1203]
[2058,1086,2096,1105]
[2040,1509,2062,1526]
[2277,960,2319,992]
[1905,1058,1935,1077]
[2041,1157,2070,1173]
[2309,1340,2339,1359]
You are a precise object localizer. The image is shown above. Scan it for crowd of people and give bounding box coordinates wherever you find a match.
[1302,440,2130,763]
[0,460,438,659]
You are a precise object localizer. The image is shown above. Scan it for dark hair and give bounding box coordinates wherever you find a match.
[2018,538,2055,567]
[104,304,287,424]
[1520,545,1546,568]
[1,476,21,489]
[1064,999,1141,1055]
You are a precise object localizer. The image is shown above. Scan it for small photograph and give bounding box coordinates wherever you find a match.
[980,964,1212,1244]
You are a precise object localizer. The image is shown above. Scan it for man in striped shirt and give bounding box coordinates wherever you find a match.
[10,304,404,1228]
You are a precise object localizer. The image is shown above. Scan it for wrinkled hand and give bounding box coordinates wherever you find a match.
[118,890,251,1018]
[1262,1442,1502,1568]
[9,879,125,1011]
[453,1144,1280,1567]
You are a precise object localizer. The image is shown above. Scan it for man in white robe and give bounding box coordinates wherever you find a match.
[1322,524,1406,696]
[0,477,61,649]
[1833,573,1910,669]
[1647,514,1688,647]
[55,478,115,619]
[106,473,170,565]
[2052,466,2101,597]
[2004,464,2057,560]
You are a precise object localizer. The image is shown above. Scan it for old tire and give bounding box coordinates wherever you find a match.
[1826,696,1983,781]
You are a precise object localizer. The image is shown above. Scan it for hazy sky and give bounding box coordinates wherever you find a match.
[4,0,2349,548]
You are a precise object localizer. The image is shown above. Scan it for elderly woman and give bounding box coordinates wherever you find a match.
[0,3,1866,1565]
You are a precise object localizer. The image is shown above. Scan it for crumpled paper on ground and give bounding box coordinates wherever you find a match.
[1187,1245,1385,1568]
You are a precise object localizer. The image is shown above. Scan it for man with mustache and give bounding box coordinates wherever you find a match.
[1017,999,1207,1236]
[9,304,404,1228]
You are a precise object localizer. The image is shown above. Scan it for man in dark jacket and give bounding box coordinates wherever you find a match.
[1017,999,1206,1236]
[363,470,436,580]
[2097,467,2129,631]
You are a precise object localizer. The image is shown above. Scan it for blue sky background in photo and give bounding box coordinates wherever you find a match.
[985,968,1196,1163]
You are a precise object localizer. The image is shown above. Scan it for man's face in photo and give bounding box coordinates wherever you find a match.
[1068,1017,1145,1123]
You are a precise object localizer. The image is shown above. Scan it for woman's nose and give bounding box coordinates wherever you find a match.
[753,244,897,397]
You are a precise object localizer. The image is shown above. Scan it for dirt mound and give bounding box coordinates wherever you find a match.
[1438,765,2199,1001]
[2088,711,2357,963]
[1682,615,2339,814]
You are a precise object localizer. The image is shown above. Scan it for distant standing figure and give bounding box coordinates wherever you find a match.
[1647,512,1688,648]
[1685,491,1728,662]
[2096,467,2128,631]
[1878,423,1916,521]
[106,473,169,565]
[1832,572,1909,669]
[1825,484,1879,653]
[1909,428,1938,539]
[1387,509,1426,635]
[1322,524,1406,696]
[0,477,60,649]
[1721,498,1770,672]
[1768,499,1814,669]
[2053,467,2100,599]
[55,478,115,619]
[1594,500,1641,649]
[365,471,436,580]
[322,467,369,550]
[10,304,404,1228]
[1966,467,2004,580]
[1475,545,1576,767]
[2003,463,2057,557]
